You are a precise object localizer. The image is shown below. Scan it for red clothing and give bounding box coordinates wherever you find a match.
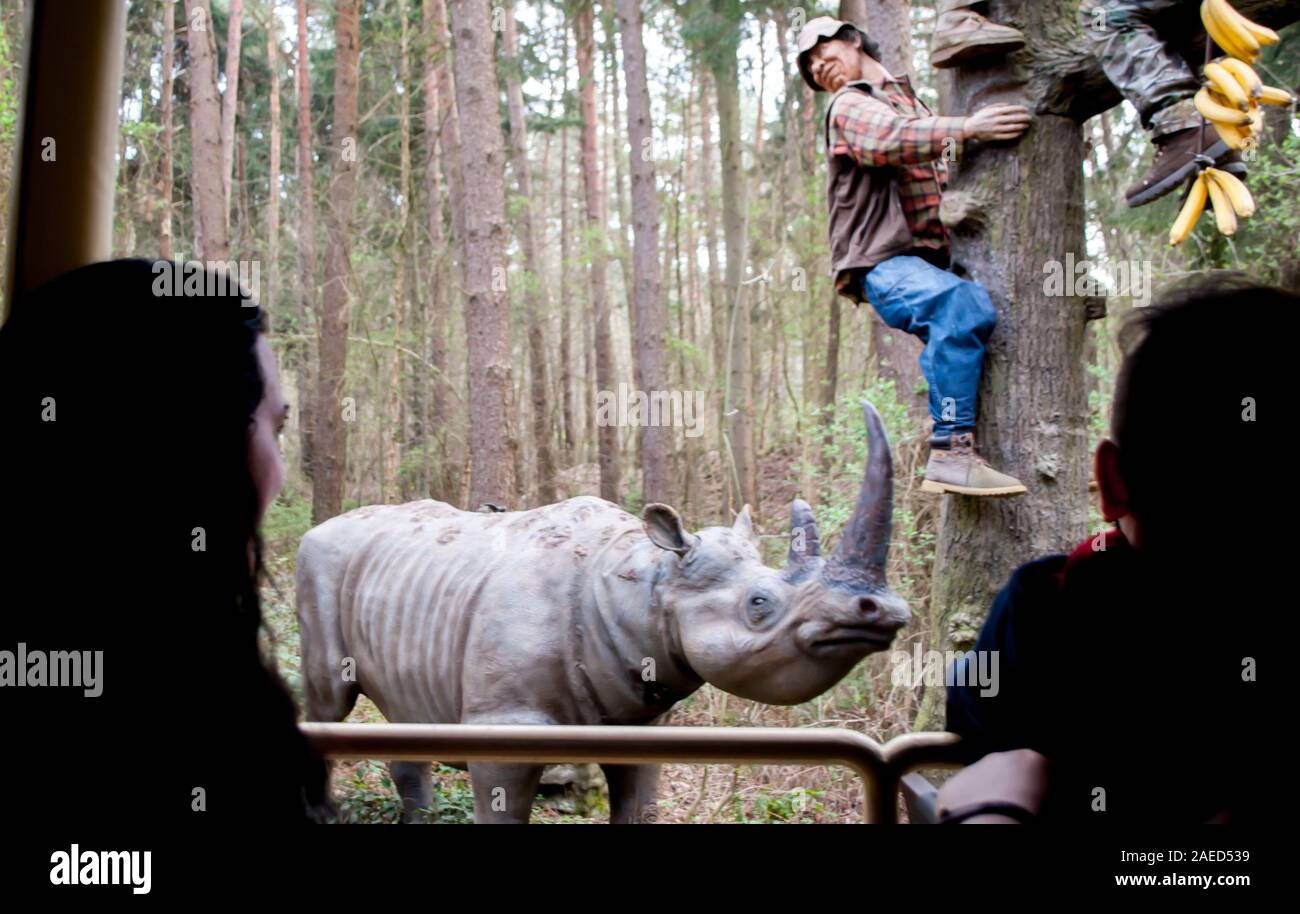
[827,76,964,261]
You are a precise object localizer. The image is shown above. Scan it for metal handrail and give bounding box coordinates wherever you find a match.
[300,722,967,823]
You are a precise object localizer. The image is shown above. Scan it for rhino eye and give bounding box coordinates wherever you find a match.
[747,594,774,623]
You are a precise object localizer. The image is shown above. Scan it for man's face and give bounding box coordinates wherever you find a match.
[808,37,863,94]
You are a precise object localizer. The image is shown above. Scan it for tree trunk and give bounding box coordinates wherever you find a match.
[425,0,459,503]
[616,0,672,507]
[236,113,252,257]
[503,1,558,505]
[841,0,925,415]
[294,0,318,481]
[385,0,413,504]
[159,0,175,261]
[575,1,619,502]
[918,0,1093,730]
[558,18,576,466]
[184,0,229,262]
[713,21,755,521]
[915,0,1300,733]
[264,11,281,320]
[699,69,724,476]
[858,0,915,80]
[604,26,632,305]
[819,294,841,473]
[221,0,243,224]
[311,0,362,525]
[452,0,516,509]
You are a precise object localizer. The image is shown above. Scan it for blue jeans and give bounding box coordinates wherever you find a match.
[862,255,997,438]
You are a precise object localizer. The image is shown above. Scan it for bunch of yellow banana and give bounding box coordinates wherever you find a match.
[1201,0,1279,64]
[1194,56,1293,152]
[1169,167,1256,245]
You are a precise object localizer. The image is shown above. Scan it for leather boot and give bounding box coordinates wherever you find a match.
[931,7,1026,69]
[922,432,1027,497]
[1126,127,1233,208]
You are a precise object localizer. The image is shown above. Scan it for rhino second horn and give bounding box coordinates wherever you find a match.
[786,498,821,567]
[828,401,894,582]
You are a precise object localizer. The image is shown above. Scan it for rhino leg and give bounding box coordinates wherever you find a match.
[603,764,662,824]
[391,761,435,824]
[468,763,545,824]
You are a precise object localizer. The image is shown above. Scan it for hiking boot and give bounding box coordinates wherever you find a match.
[921,432,1027,497]
[931,9,1026,69]
[1126,127,1230,208]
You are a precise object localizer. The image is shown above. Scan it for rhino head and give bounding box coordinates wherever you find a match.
[642,402,910,706]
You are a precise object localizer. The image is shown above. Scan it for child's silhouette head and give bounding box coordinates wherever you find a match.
[1095,275,1290,559]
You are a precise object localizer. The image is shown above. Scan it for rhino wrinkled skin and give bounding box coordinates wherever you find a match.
[297,403,909,823]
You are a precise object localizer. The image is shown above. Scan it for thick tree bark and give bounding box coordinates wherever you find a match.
[159,0,175,261]
[452,0,516,509]
[576,1,619,502]
[221,0,243,223]
[184,0,229,262]
[294,0,318,481]
[857,0,915,81]
[616,0,673,507]
[918,0,1092,729]
[503,1,558,505]
[311,0,362,525]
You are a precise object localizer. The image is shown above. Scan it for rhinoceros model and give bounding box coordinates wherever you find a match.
[296,403,909,823]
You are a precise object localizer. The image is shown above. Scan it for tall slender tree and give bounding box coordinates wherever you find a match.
[385,0,413,504]
[422,0,456,502]
[295,0,319,480]
[263,7,281,316]
[842,0,924,413]
[709,0,755,520]
[311,0,362,524]
[557,17,577,465]
[452,0,516,508]
[184,0,230,261]
[503,1,558,505]
[221,0,244,223]
[575,0,618,501]
[159,0,175,261]
[616,0,672,506]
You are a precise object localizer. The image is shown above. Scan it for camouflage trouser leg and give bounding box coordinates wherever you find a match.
[1078,0,1202,136]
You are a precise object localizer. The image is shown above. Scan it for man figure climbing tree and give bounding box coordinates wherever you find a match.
[1079,1,1249,206]
[797,17,1031,497]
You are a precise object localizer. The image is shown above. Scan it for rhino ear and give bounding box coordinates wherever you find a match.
[644,503,694,557]
[732,505,757,544]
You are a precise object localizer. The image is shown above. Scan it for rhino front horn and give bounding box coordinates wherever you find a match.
[825,402,894,586]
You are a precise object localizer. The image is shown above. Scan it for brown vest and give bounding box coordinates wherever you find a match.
[824,82,915,304]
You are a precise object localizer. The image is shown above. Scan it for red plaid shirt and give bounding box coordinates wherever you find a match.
[827,76,966,256]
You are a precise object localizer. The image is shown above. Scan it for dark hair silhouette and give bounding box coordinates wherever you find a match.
[1111,273,1288,560]
[0,259,330,828]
